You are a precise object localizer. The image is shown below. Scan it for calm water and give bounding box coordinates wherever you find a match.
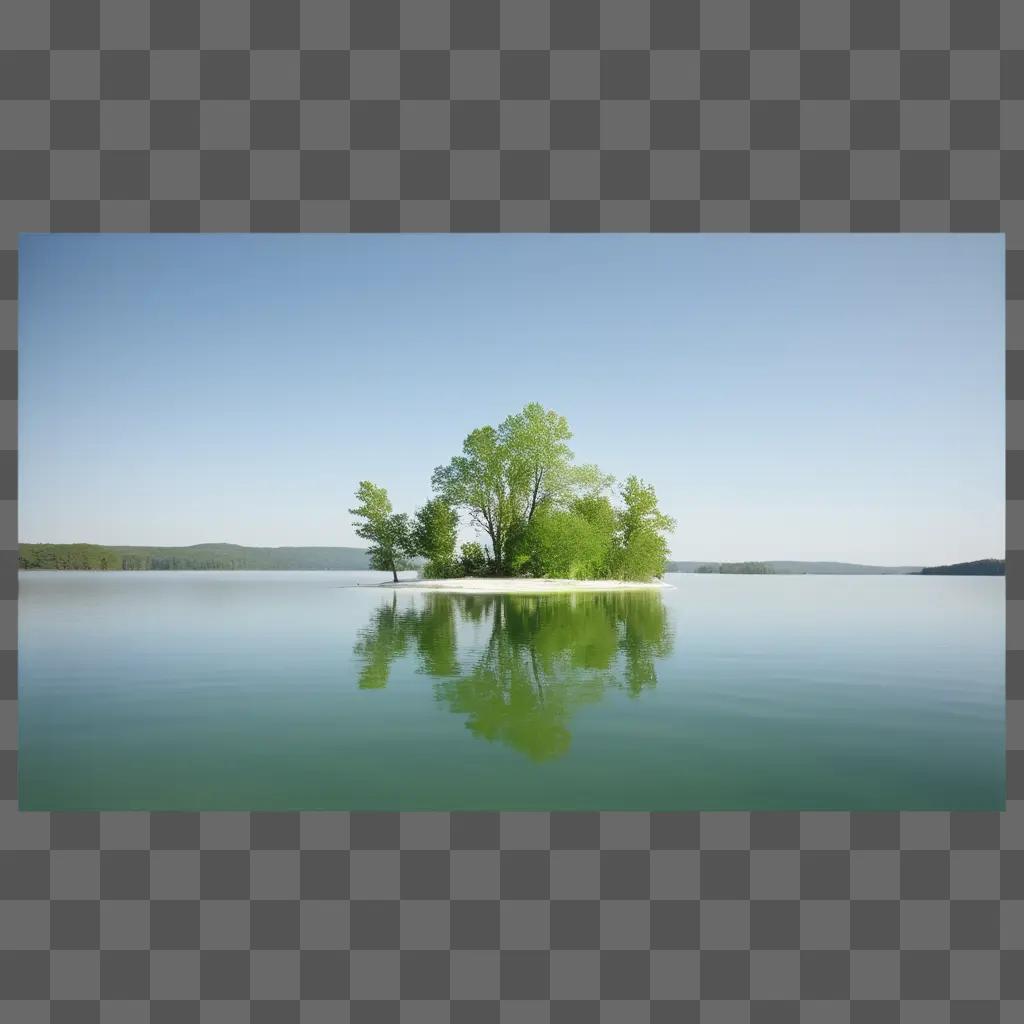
[19,571,1005,810]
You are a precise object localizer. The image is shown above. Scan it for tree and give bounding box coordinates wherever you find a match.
[502,403,612,523]
[432,425,513,572]
[349,481,413,582]
[611,527,670,582]
[567,495,618,577]
[526,495,617,580]
[609,476,676,582]
[411,498,459,578]
[432,403,612,575]
[459,541,489,577]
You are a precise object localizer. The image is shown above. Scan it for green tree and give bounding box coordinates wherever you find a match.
[526,495,617,579]
[432,403,612,575]
[411,498,459,578]
[431,425,513,572]
[609,477,676,582]
[503,403,612,524]
[349,481,413,582]
[459,541,489,577]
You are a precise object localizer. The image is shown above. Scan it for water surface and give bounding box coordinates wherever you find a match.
[18,571,1005,810]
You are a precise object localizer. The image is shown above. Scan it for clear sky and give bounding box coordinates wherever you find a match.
[19,233,1004,565]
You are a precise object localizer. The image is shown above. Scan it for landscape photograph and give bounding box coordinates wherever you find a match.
[18,232,1005,810]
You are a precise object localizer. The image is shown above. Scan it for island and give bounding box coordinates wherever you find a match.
[349,402,677,587]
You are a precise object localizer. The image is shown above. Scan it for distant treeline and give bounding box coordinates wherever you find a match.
[19,543,124,570]
[919,559,1004,576]
[694,562,774,574]
[667,560,922,574]
[665,558,1004,576]
[20,543,377,571]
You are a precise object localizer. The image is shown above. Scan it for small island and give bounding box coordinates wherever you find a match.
[349,402,677,588]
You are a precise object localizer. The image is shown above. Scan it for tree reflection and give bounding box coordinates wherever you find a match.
[352,594,413,689]
[352,591,674,761]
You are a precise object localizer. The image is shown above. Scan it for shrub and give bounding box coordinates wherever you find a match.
[459,542,489,577]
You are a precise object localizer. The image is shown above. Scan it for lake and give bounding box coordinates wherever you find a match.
[18,571,1005,810]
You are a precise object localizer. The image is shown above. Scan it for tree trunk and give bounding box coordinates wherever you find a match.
[528,470,543,522]
[392,567,398,582]
[492,532,502,574]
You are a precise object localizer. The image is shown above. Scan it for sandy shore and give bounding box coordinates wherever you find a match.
[380,577,675,594]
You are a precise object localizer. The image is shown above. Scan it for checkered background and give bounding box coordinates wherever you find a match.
[0,1,1022,1021]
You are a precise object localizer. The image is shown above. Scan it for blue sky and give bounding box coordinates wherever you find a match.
[19,233,1004,564]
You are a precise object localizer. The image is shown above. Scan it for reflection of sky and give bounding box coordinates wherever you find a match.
[19,233,1004,564]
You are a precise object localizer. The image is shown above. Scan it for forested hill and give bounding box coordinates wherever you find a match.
[666,560,921,574]
[20,543,374,570]
[919,559,1005,576]
[19,544,125,570]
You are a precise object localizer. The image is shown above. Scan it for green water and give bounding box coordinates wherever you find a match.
[18,571,1005,810]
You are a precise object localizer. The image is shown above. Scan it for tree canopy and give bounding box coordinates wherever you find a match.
[430,403,615,574]
[353,403,676,582]
[348,481,414,582]
[411,498,460,579]
[391,401,671,581]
